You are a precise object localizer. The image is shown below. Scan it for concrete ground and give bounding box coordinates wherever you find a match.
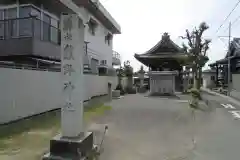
[88,93,240,160]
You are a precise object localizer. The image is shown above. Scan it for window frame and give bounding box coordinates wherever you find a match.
[105,33,112,46]
[91,58,99,74]
[0,4,59,43]
[211,75,215,81]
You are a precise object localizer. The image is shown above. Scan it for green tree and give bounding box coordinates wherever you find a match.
[182,22,211,91]
[123,60,133,83]
[181,22,211,149]
[115,66,125,94]
[123,61,135,93]
[116,66,124,85]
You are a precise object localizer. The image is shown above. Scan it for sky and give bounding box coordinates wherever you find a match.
[99,0,240,72]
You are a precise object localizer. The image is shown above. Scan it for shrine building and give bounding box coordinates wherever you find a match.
[134,33,188,95]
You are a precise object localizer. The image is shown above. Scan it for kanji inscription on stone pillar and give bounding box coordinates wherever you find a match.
[61,14,85,137]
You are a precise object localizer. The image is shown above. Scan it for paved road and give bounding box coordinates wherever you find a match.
[193,92,240,160]
[89,93,240,160]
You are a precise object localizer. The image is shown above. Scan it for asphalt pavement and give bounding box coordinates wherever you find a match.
[89,93,240,160]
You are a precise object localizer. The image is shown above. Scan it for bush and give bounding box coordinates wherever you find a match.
[190,88,201,99]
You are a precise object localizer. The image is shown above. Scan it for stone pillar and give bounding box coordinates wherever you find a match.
[216,64,219,86]
[150,77,153,93]
[138,72,145,93]
[43,14,93,160]
[60,15,84,136]
[140,76,144,87]
[172,74,175,93]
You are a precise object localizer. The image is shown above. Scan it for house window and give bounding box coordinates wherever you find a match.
[31,7,41,39]
[19,6,31,18]
[88,19,97,35]
[19,6,32,37]
[105,33,112,46]
[211,76,215,81]
[0,10,4,39]
[5,8,17,38]
[43,13,50,41]
[0,4,60,43]
[101,60,107,65]
[50,18,59,44]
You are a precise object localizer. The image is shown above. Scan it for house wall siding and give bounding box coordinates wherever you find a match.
[202,73,216,89]
[0,68,117,124]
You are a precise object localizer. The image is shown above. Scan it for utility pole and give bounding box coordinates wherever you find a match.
[228,22,231,95]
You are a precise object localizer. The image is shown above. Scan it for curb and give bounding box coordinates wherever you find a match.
[201,88,240,106]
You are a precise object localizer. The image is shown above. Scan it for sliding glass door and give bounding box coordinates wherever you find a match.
[5,8,17,38]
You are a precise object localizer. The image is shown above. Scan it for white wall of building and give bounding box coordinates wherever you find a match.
[232,74,240,91]
[230,74,240,100]
[0,68,117,124]
[202,73,216,89]
[84,17,113,67]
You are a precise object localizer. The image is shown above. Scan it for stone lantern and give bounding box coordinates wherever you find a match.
[138,65,145,90]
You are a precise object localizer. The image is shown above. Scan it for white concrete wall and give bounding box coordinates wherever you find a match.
[232,74,240,91]
[230,74,240,100]
[203,75,211,88]
[0,68,117,124]
[202,73,216,89]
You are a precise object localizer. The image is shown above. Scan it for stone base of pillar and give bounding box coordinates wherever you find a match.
[43,132,94,160]
[112,90,121,99]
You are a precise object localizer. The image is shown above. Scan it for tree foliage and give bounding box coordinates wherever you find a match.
[181,23,211,149]
[181,22,211,65]
[123,60,133,77]
[116,66,124,78]
[181,22,211,90]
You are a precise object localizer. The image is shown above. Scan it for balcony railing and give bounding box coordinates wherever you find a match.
[112,50,121,65]
[113,50,120,59]
[0,17,60,45]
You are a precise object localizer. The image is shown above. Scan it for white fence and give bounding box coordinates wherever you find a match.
[230,74,240,100]
[0,68,117,124]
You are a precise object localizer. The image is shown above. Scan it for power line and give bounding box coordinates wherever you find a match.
[215,0,240,33]
[224,14,240,32]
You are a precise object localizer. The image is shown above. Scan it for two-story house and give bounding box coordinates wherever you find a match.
[0,0,121,124]
[0,0,121,72]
